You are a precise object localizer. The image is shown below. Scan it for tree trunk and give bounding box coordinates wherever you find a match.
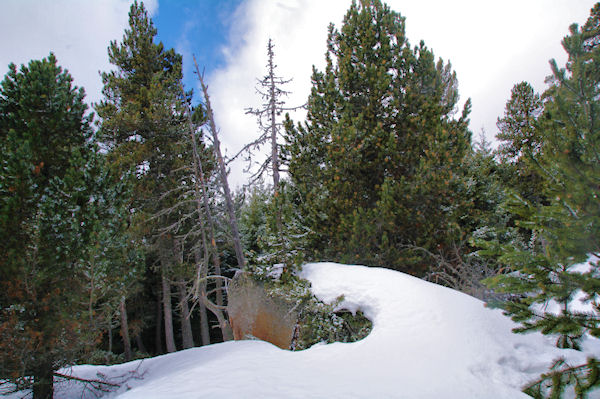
[135,333,147,354]
[194,248,211,346]
[107,317,113,358]
[178,281,194,349]
[202,296,234,341]
[198,299,210,346]
[119,296,132,361]
[32,363,54,399]
[154,296,163,354]
[162,266,176,353]
[268,39,281,193]
[267,40,284,234]
[181,83,224,306]
[193,56,246,270]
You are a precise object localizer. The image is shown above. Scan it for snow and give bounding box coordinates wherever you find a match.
[5,262,600,398]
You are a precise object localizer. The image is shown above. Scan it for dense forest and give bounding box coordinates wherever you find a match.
[1,0,600,397]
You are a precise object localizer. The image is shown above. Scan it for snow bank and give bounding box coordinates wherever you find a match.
[6,262,600,398]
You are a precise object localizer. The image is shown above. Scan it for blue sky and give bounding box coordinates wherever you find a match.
[152,0,243,96]
[0,0,596,187]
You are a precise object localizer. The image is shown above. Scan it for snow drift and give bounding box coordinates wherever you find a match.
[5,262,600,398]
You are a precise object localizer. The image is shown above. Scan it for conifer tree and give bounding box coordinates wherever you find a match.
[485,5,600,396]
[497,82,543,163]
[496,82,547,206]
[0,54,108,398]
[96,0,189,354]
[285,0,471,274]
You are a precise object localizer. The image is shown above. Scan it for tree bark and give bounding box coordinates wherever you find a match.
[194,248,211,346]
[193,56,246,270]
[107,314,113,357]
[119,296,132,361]
[162,265,176,353]
[32,363,54,399]
[135,333,147,354]
[202,296,234,341]
[178,280,194,349]
[154,296,163,354]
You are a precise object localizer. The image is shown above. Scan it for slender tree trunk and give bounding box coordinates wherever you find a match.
[107,323,113,363]
[154,297,163,354]
[135,333,147,354]
[194,248,211,346]
[172,238,193,349]
[181,83,224,306]
[193,56,246,270]
[178,280,194,349]
[267,39,283,233]
[162,264,176,353]
[268,39,280,193]
[119,296,132,361]
[198,294,211,346]
[32,363,53,399]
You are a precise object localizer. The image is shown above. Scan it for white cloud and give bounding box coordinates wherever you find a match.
[209,0,595,188]
[0,0,158,108]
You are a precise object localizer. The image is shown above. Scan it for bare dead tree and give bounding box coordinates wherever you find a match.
[233,39,304,192]
[180,83,225,308]
[407,240,502,301]
[179,80,234,342]
[193,55,246,270]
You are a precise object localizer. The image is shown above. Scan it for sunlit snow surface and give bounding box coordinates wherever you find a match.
[6,263,600,398]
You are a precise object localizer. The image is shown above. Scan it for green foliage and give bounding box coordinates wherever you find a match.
[496,82,543,163]
[95,0,188,215]
[483,4,600,397]
[524,358,600,399]
[0,54,120,397]
[285,0,471,275]
[241,180,310,273]
[295,299,372,350]
[95,0,207,355]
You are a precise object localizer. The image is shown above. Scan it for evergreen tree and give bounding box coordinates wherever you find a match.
[95,0,190,354]
[0,54,107,398]
[496,81,547,206]
[485,5,600,396]
[285,0,471,274]
[497,82,543,163]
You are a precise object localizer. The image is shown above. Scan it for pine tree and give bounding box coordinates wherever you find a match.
[95,0,190,354]
[497,82,543,163]
[496,82,547,206]
[0,54,107,398]
[285,0,471,274]
[485,5,600,396]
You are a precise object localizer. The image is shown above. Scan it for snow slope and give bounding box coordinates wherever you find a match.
[6,262,600,398]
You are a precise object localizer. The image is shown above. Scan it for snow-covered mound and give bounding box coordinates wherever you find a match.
[11,263,600,398]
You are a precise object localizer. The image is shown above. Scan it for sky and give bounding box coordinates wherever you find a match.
[0,0,596,187]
